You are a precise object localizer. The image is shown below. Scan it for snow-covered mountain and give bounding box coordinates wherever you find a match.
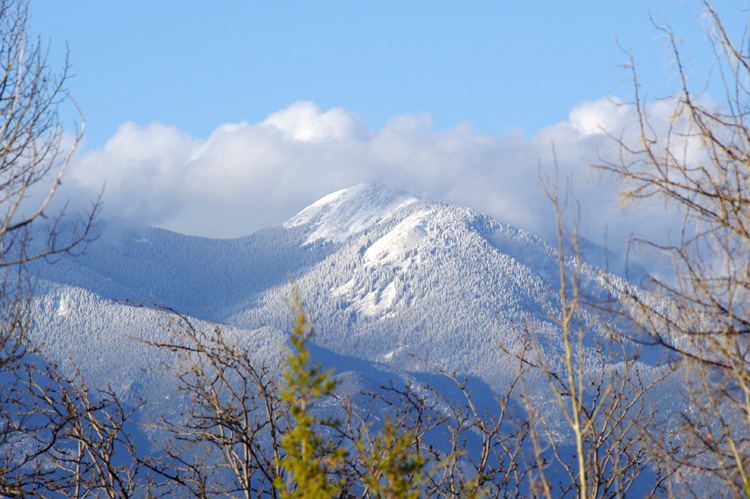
[25,183,668,419]
[11,183,710,496]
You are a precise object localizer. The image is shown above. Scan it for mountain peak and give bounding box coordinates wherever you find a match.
[284,183,417,244]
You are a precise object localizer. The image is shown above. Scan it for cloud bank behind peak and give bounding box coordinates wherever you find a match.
[63,98,675,258]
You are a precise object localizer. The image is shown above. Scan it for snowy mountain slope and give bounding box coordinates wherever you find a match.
[29,277,478,440]
[27,220,335,321]
[24,183,660,401]
[29,280,288,420]
[227,187,656,393]
[15,183,695,497]
[284,183,417,244]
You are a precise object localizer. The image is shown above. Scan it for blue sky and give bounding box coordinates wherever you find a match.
[31,1,743,147]
[28,1,750,251]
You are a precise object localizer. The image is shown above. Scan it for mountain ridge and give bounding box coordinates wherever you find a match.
[26,183,656,395]
[14,183,692,497]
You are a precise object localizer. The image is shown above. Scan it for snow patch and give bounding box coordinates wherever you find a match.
[382,345,405,362]
[56,295,69,317]
[333,278,356,298]
[285,184,367,228]
[284,184,418,244]
[335,277,400,318]
[355,281,398,318]
[364,211,431,267]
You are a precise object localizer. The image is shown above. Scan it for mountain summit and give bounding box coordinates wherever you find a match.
[285,183,417,244]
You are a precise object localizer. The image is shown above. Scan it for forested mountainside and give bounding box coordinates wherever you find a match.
[26,183,670,431]
[15,183,695,496]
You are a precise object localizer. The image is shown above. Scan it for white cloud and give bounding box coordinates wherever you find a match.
[263,101,371,142]
[569,97,629,136]
[62,98,679,263]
